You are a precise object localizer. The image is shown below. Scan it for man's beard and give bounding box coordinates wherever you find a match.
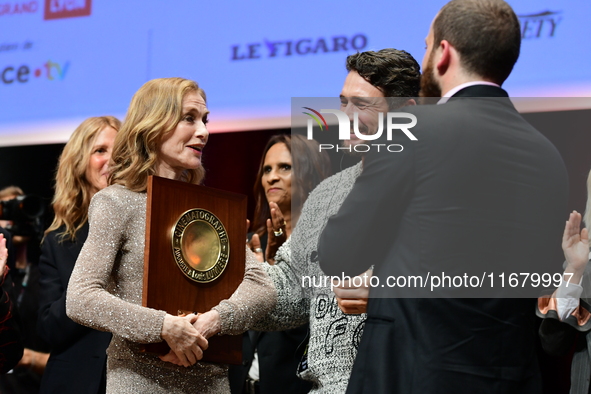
[419,51,442,98]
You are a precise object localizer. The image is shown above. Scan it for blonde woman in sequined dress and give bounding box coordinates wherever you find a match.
[66,78,276,394]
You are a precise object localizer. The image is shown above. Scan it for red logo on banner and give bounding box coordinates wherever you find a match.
[44,0,91,20]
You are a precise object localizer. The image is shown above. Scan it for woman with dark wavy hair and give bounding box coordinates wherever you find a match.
[229,134,331,394]
[249,134,332,263]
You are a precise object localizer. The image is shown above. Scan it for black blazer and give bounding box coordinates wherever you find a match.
[319,86,568,393]
[538,261,591,394]
[0,227,23,374]
[37,224,112,394]
[1,226,16,271]
[228,327,312,394]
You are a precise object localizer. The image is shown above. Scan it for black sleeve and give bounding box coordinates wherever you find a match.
[539,317,579,357]
[37,232,88,350]
[318,134,415,277]
[0,270,24,374]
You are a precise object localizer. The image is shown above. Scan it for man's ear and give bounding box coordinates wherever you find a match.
[404,99,417,106]
[435,40,451,76]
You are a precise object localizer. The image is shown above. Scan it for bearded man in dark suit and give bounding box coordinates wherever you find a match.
[318,0,568,393]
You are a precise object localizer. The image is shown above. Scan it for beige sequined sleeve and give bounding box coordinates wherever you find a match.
[66,189,166,344]
[212,247,277,335]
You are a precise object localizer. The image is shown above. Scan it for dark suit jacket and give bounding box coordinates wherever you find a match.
[37,224,112,394]
[539,316,587,394]
[1,226,16,271]
[0,227,23,374]
[538,262,591,394]
[318,86,568,393]
[228,326,312,394]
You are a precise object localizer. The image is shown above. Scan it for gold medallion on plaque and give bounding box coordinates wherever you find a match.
[171,208,229,283]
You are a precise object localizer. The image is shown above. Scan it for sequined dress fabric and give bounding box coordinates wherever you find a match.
[66,184,276,393]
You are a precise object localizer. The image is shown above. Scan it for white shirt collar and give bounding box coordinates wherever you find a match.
[437,81,501,104]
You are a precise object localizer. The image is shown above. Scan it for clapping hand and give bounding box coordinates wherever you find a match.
[247,203,287,265]
[264,202,287,265]
[563,211,590,285]
[248,232,265,263]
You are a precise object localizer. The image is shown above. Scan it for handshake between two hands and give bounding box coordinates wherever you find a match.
[156,266,373,369]
[159,309,221,368]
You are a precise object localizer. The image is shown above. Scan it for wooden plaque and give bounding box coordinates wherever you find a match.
[142,176,246,364]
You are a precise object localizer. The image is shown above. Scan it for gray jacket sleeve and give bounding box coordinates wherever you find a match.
[251,238,310,331]
[212,247,277,335]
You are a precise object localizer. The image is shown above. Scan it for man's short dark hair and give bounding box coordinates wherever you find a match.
[433,0,521,84]
[346,48,421,98]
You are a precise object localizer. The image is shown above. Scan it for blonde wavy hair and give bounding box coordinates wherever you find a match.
[45,116,121,241]
[109,78,206,192]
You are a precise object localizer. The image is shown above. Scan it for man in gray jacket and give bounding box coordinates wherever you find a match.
[253,48,420,393]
